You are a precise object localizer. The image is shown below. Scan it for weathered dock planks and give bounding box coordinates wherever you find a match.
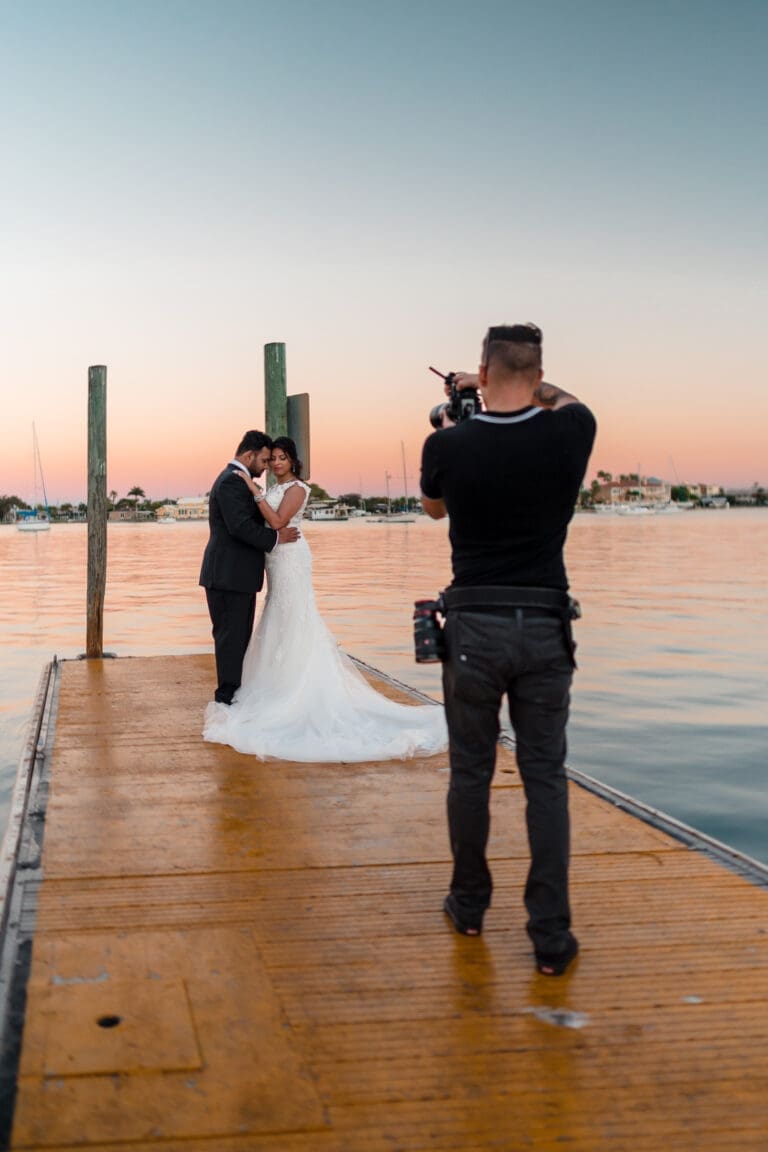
[4,653,768,1150]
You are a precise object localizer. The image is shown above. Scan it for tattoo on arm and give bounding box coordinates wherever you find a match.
[533,381,578,408]
[533,381,559,407]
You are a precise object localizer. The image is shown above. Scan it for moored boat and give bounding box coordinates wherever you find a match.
[305,502,349,521]
[616,504,655,516]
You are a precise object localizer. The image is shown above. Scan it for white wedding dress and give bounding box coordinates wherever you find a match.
[203,480,448,762]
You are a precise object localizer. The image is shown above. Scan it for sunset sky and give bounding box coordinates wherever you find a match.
[1,0,766,504]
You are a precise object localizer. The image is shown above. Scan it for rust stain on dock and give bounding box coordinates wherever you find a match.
[7,654,768,1150]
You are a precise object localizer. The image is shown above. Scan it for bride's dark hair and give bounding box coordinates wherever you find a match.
[272,436,303,480]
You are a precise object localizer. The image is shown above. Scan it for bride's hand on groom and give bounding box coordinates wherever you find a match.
[278,525,300,544]
[236,471,263,500]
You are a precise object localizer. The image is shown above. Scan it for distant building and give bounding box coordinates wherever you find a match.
[157,496,209,521]
[593,475,671,506]
[591,475,732,507]
[725,485,765,506]
[686,483,722,499]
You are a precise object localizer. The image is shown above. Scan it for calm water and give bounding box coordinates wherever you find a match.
[1,512,766,863]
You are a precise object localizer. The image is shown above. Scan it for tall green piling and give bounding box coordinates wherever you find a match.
[264,343,288,440]
[264,342,311,482]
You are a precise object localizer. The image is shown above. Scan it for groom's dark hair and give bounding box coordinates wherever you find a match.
[236,430,273,455]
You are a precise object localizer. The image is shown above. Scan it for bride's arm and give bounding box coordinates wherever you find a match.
[261,483,305,528]
[235,474,305,528]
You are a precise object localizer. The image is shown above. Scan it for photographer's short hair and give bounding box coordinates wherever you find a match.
[236,430,273,455]
[484,338,542,378]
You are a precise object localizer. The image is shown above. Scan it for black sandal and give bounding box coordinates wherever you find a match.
[443,894,483,937]
[535,935,579,977]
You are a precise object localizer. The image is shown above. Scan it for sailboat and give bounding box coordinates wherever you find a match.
[372,443,416,522]
[17,423,51,532]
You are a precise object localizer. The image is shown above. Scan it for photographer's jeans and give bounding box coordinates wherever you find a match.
[441,609,574,954]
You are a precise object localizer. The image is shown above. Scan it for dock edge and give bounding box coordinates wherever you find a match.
[0,657,60,1147]
[352,654,768,889]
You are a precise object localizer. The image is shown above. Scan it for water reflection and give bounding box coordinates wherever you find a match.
[1,512,766,862]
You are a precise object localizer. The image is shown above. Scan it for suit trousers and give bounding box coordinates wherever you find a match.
[205,588,256,704]
[441,609,574,954]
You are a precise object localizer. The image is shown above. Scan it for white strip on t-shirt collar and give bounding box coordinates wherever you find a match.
[473,407,544,425]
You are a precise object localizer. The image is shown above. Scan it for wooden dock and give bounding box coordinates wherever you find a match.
[2,653,768,1150]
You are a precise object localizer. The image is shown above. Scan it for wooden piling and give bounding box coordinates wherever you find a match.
[264,342,288,441]
[287,391,311,480]
[86,366,107,658]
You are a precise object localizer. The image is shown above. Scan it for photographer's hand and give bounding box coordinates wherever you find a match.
[452,372,480,392]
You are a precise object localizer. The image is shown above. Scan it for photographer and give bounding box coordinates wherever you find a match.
[420,323,595,976]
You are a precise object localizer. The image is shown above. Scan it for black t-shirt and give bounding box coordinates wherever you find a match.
[420,404,596,590]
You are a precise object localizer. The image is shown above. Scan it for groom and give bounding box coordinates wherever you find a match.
[200,430,299,704]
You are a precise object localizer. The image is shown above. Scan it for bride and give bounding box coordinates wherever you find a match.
[203,436,447,762]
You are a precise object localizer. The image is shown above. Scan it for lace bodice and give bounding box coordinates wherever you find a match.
[265,480,310,528]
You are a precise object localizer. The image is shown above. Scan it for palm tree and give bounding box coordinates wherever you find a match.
[127,486,146,518]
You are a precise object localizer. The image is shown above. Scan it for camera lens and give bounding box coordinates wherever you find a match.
[429,403,448,430]
[413,599,445,663]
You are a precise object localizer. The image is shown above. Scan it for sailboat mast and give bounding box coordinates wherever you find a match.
[401,441,409,512]
[33,422,50,512]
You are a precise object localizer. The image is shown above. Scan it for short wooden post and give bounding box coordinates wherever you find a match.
[287,392,311,480]
[86,366,107,658]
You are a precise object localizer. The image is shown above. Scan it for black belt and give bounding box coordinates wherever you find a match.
[442,586,571,614]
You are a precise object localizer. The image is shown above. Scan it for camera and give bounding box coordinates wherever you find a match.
[428,367,482,429]
[413,596,446,663]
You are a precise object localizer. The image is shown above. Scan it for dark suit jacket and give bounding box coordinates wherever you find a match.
[199,465,278,593]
